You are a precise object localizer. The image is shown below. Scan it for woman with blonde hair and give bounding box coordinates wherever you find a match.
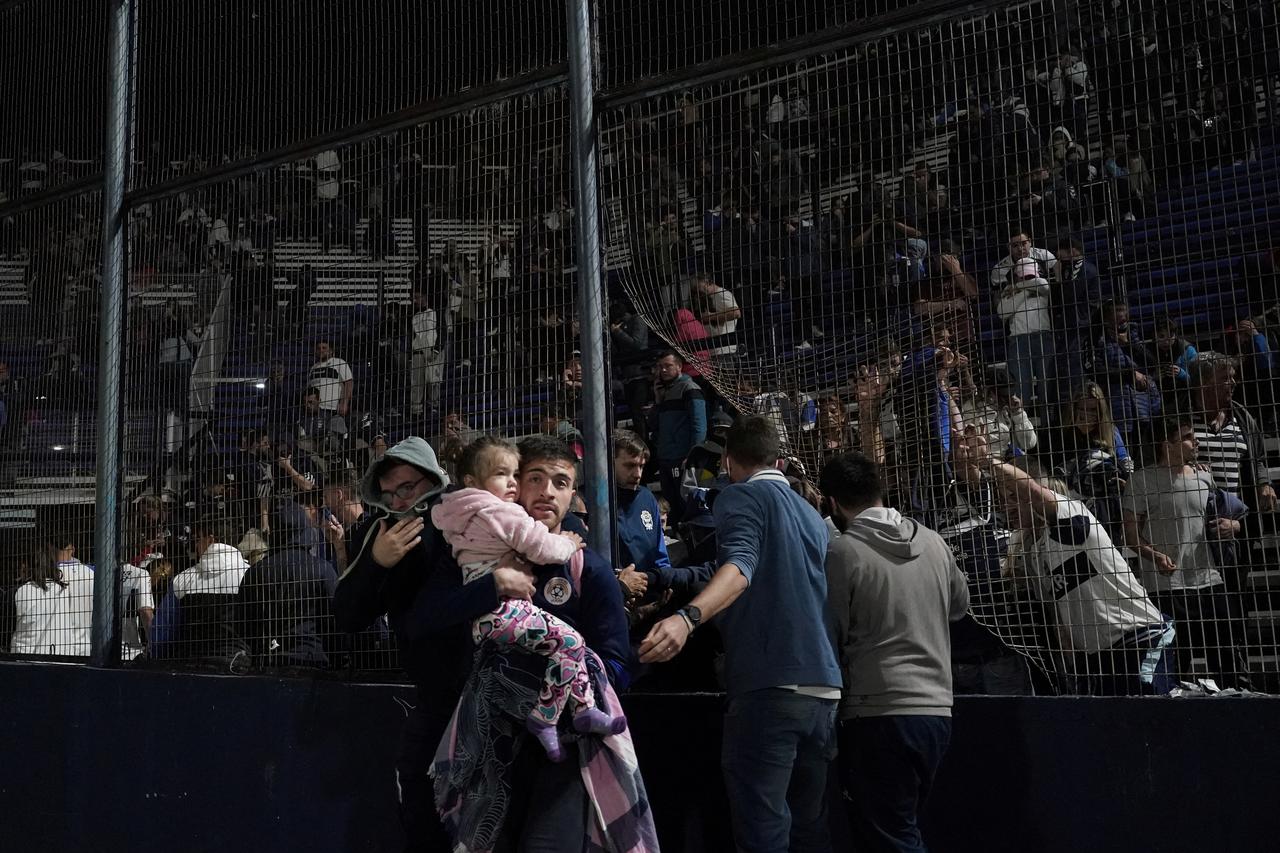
[1040,382,1132,539]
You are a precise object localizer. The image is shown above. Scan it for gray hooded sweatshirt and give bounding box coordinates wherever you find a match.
[359,436,450,517]
[825,506,970,719]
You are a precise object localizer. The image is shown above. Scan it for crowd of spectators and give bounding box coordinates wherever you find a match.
[1,0,1279,698]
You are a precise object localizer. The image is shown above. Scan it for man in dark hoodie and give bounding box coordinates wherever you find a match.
[239,497,337,669]
[820,451,970,853]
[331,436,536,853]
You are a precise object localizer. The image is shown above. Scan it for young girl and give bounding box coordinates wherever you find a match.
[1041,382,1132,541]
[431,436,626,761]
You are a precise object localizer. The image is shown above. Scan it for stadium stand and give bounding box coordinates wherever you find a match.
[1,0,1278,702]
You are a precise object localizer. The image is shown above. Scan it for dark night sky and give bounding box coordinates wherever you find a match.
[2,0,929,164]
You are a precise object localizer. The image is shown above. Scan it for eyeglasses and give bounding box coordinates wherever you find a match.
[379,475,429,505]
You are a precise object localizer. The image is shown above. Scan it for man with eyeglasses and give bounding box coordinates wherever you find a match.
[333,436,537,853]
[989,227,1057,291]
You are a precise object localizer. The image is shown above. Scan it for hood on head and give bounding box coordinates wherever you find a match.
[842,507,923,560]
[269,499,321,549]
[360,436,450,516]
[198,542,250,574]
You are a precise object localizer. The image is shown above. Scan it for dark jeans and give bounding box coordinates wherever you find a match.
[1074,623,1177,696]
[839,716,952,853]
[498,741,588,853]
[721,688,839,853]
[396,706,454,853]
[1154,583,1253,690]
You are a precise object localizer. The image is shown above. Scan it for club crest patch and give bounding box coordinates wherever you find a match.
[641,509,655,531]
[544,576,573,605]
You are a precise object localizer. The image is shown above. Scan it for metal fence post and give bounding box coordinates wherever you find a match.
[90,0,135,668]
[565,0,614,557]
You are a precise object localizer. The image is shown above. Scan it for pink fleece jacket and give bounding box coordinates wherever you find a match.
[431,487,580,581]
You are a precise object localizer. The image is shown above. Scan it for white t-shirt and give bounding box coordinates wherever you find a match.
[308,356,353,411]
[412,309,438,352]
[1019,497,1163,654]
[702,286,740,355]
[10,560,95,656]
[120,563,157,660]
[1124,466,1223,592]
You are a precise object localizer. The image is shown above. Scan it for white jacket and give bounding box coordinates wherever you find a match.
[172,543,249,599]
[10,560,95,656]
[997,277,1052,336]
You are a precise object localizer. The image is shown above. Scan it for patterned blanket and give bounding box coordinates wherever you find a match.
[431,643,659,852]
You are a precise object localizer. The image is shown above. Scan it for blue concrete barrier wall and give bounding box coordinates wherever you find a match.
[1,662,1277,852]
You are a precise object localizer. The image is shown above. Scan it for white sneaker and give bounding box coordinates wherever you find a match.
[795,340,813,351]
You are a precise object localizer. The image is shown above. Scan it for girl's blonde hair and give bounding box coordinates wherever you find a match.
[148,558,175,599]
[456,435,520,484]
[1067,382,1117,453]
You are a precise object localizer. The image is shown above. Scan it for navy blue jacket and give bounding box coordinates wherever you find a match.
[713,469,842,696]
[616,486,672,576]
[333,510,496,711]
[240,501,338,667]
[333,506,631,710]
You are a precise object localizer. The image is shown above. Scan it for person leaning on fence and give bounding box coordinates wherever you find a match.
[640,414,842,853]
[820,450,969,853]
[953,432,1174,696]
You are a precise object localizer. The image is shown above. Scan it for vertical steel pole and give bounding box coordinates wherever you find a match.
[565,0,614,556]
[90,0,135,667]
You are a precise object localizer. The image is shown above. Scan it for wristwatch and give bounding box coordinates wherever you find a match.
[677,605,702,632]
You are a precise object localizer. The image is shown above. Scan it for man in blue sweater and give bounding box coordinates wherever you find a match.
[640,415,842,853]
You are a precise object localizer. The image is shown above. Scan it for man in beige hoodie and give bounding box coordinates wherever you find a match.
[820,451,970,853]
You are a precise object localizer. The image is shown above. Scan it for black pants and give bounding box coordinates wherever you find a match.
[496,741,588,853]
[1154,584,1253,690]
[839,716,951,853]
[396,706,454,853]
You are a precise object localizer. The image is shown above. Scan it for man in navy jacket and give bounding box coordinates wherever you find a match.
[333,435,630,851]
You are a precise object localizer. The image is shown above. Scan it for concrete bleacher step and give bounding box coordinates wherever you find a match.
[1248,569,1280,592]
[0,258,28,306]
[1245,652,1280,672]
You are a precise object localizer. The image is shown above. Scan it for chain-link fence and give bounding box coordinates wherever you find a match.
[3,0,1280,696]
